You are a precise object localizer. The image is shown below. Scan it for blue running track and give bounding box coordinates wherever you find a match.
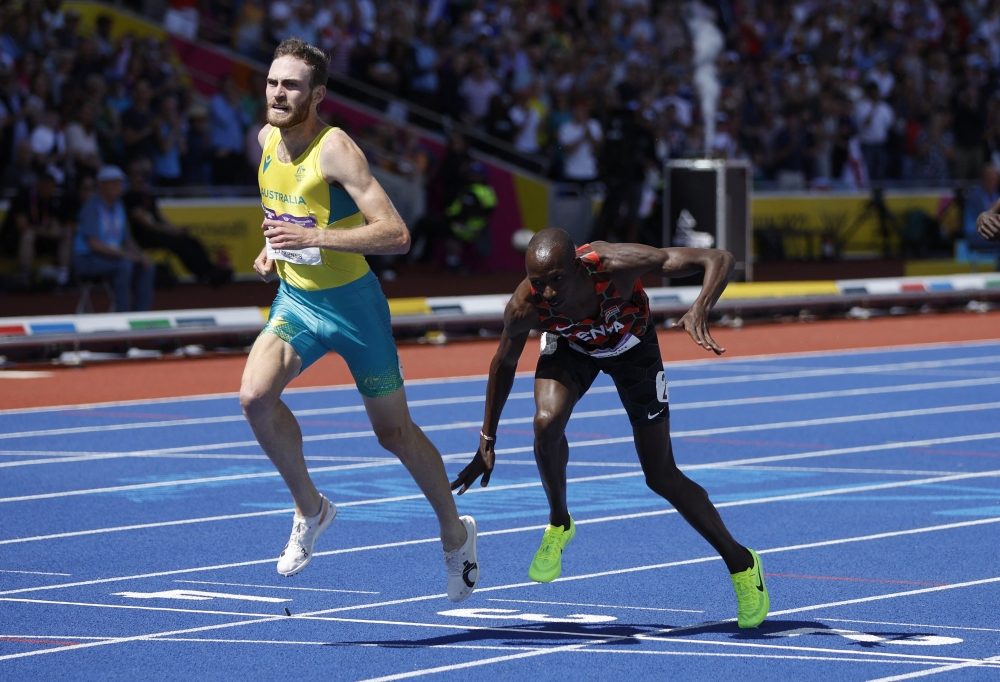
[1,340,999,681]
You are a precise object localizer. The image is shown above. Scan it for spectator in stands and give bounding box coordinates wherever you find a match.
[30,107,66,185]
[913,111,955,184]
[65,99,102,177]
[855,82,895,183]
[771,109,816,190]
[509,85,541,155]
[408,25,439,112]
[557,98,601,185]
[2,138,33,189]
[442,161,497,272]
[233,0,267,60]
[73,165,154,312]
[952,84,986,180]
[121,79,157,164]
[182,103,212,185]
[51,8,81,50]
[963,163,1000,256]
[0,171,72,286]
[483,92,514,143]
[124,157,232,285]
[460,56,500,126]
[208,74,250,184]
[285,1,319,48]
[593,101,656,243]
[151,93,185,186]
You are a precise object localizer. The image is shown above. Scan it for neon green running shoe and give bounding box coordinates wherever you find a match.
[528,517,575,583]
[730,548,769,628]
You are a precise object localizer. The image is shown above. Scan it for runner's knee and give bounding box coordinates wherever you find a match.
[534,408,568,442]
[644,466,692,500]
[240,382,275,421]
[373,423,410,457]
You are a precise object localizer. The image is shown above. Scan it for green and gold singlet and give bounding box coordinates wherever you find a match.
[258,125,370,291]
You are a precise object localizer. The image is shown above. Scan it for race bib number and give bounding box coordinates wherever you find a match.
[263,206,324,266]
[655,371,669,403]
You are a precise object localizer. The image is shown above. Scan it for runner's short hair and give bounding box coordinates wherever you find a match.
[273,38,329,90]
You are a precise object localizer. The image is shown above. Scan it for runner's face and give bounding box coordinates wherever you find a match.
[265,56,316,129]
[527,258,580,311]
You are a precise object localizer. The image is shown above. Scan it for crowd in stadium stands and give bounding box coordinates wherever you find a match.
[185,0,1000,191]
[0,0,237,291]
[4,0,1000,287]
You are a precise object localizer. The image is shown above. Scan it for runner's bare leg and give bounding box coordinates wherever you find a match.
[240,333,323,518]
[364,387,467,551]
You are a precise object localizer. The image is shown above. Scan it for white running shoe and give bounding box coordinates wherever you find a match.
[444,515,479,602]
[277,495,336,577]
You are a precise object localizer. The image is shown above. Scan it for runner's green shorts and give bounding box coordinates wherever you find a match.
[260,270,404,398]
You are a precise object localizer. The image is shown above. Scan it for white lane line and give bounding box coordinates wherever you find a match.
[356,644,614,681]
[2,341,998,420]
[866,654,1000,681]
[0,464,640,505]
[6,398,1000,491]
[90,399,1000,457]
[0,371,53,378]
[6,374,1000,445]
[485,598,702,614]
[524,518,1000,589]
[156,639,549,654]
[3,517,999,665]
[173,580,378,594]
[0,569,70,576]
[3,510,999,605]
[3,430,1000,547]
[820,618,1000,634]
[577,649,946,666]
[767,577,1000,618]
[730,466,961,476]
[0,372,499,417]
[1,601,987,669]
[8,449,996,513]
[3,596,993,671]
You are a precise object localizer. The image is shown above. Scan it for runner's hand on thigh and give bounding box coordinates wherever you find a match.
[451,440,495,495]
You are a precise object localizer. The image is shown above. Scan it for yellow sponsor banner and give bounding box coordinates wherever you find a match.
[388,298,433,316]
[721,281,840,300]
[752,191,947,259]
[157,199,265,276]
[513,174,550,233]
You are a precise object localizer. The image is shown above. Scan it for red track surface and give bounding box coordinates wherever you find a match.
[3,311,999,410]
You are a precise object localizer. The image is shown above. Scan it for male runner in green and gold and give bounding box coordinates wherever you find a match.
[240,38,479,601]
[451,228,768,627]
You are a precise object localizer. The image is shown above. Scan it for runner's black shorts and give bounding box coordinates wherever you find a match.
[535,326,669,425]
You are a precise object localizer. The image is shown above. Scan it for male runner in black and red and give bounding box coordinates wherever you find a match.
[450,228,769,628]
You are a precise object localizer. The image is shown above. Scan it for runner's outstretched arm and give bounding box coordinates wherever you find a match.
[260,129,410,255]
[451,281,536,494]
[601,243,735,355]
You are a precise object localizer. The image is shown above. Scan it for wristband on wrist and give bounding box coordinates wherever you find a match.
[480,431,495,442]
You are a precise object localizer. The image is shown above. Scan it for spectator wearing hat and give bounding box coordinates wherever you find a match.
[73,165,154,311]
